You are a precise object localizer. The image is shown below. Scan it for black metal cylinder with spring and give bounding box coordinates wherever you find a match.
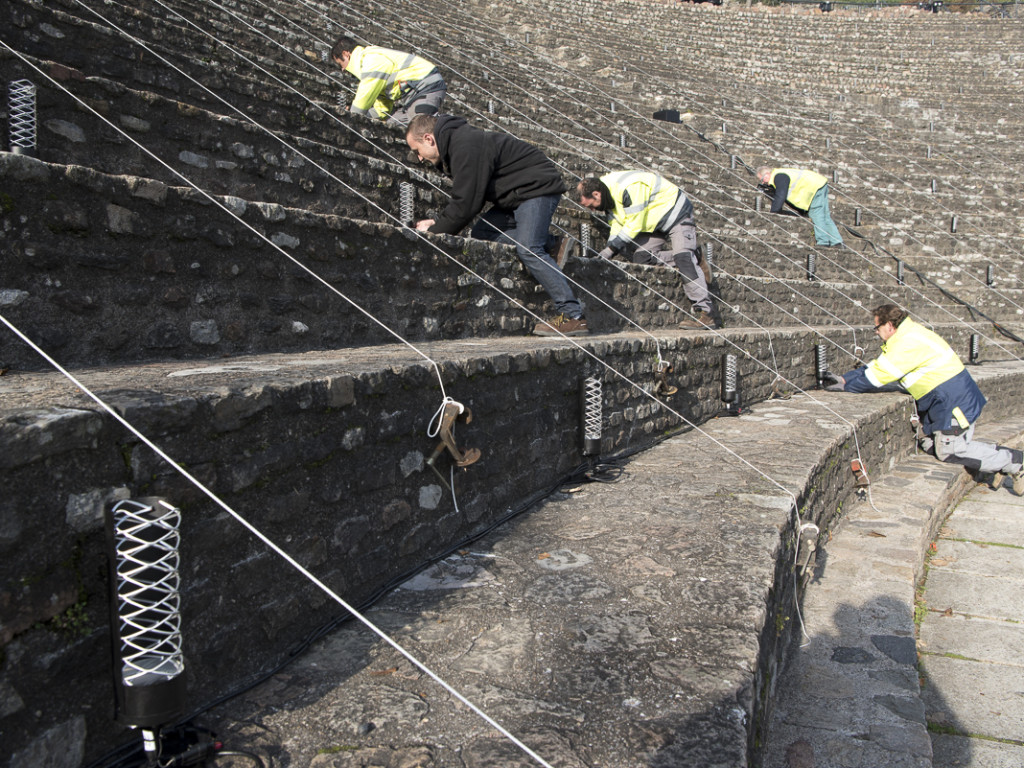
[580,376,602,456]
[815,344,828,388]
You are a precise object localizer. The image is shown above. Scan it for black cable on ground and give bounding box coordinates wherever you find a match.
[843,223,1024,345]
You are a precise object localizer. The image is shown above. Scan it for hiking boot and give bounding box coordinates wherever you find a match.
[550,237,578,268]
[987,472,1007,490]
[678,311,720,330]
[533,315,589,337]
[1013,469,1024,496]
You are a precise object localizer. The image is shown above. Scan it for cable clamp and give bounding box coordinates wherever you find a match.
[654,359,677,397]
[797,522,820,577]
[851,459,870,488]
[427,400,481,470]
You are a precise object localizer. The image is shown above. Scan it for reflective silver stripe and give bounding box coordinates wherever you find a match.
[399,71,443,102]
[655,191,687,232]
[612,171,661,216]
[362,54,419,89]
[901,347,957,389]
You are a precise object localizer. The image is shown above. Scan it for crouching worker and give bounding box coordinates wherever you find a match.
[405,114,588,337]
[332,36,446,127]
[577,171,718,330]
[823,304,1023,492]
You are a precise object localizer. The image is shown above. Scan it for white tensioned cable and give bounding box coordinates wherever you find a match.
[599,17,1024,310]
[130,0,892,546]
[290,0,930,361]
[233,0,872,370]
[199,0,877,375]
[80,0,916,516]
[41,1,821,510]
[268,0,881,357]
[117,0,677,365]
[375,0,1024,342]
[22,2,823,536]
[4,15,828,740]
[266,0,1007,397]
[0,312,554,768]
[331,0,1019,358]
[479,32,1024,359]
[224,0,946,491]
[176,0,919,462]
[0,41,458,400]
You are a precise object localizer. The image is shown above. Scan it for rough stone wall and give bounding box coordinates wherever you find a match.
[0,328,820,763]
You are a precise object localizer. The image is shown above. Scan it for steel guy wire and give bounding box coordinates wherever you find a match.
[11,2,838,543]
[185,0,1014,396]
[284,0,887,347]
[47,1,972,491]
[405,0,1024,319]
[29,0,956,668]
[0,40,456,402]
[0,310,556,768]
[2,26,841,668]
[212,0,1020,373]
[357,0,1020,339]
[117,0,697,364]
[233,0,871,354]
[465,21,1024,357]
[13,4,824,523]
[60,0,673,366]
[285,0,1019,476]
[233,0,961,366]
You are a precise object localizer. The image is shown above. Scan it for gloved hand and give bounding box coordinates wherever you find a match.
[597,247,614,260]
[822,371,846,392]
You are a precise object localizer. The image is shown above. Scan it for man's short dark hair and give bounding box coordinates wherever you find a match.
[406,114,437,139]
[331,36,359,61]
[578,177,613,211]
[873,303,908,328]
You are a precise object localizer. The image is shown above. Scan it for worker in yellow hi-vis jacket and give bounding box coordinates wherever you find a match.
[331,36,446,128]
[756,165,843,247]
[824,303,1023,493]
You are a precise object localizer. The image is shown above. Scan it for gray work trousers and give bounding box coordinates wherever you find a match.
[629,219,712,314]
[930,422,1024,474]
[386,88,447,127]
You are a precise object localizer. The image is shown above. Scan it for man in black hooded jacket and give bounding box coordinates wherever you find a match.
[405,114,587,337]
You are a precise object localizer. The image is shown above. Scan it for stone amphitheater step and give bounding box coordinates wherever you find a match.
[0,51,440,219]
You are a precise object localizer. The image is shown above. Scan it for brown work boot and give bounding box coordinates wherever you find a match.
[533,314,589,337]
[550,237,578,268]
[1013,469,1024,496]
[678,311,720,330]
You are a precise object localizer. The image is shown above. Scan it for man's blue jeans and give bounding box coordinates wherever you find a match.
[470,194,583,319]
[808,185,843,246]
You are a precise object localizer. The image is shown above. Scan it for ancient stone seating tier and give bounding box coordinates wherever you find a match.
[3,0,1024,765]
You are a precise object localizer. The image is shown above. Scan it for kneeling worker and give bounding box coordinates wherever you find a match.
[332,36,446,127]
[824,304,1023,492]
[577,171,718,329]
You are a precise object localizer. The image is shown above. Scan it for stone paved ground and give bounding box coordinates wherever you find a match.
[764,418,1024,768]
[920,478,1024,768]
[191,391,897,768]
